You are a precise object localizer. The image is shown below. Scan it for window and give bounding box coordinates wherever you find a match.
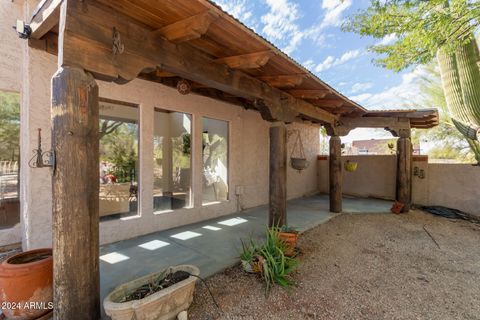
[153,109,192,212]
[0,91,20,229]
[202,117,229,204]
[99,99,139,220]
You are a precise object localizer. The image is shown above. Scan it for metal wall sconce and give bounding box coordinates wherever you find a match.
[413,166,425,179]
[28,129,55,169]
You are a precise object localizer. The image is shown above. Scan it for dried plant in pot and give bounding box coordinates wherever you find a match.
[0,248,53,320]
[103,265,199,320]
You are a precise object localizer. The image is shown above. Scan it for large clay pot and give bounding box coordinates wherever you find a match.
[0,248,53,320]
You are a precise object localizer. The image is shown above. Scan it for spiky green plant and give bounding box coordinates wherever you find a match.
[240,228,298,294]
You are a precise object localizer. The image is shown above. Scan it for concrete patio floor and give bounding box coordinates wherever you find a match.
[99,194,392,317]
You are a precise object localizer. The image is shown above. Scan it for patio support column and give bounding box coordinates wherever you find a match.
[329,135,342,213]
[52,66,100,319]
[269,121,287,227]
[396,129,412,212]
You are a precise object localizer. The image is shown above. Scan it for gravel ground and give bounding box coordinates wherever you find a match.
[189,210,480,320]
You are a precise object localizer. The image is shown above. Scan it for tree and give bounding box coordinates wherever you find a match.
[0,91,20,161]
[344,0,480,163]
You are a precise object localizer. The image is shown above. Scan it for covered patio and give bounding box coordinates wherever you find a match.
[99,194,391,316]
[22,0,438,318]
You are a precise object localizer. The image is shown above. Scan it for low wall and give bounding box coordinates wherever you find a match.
[318,155,480,216]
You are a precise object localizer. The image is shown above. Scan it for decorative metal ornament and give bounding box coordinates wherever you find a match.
[112,27,124,55]
[177,79,191,95]
[28,128,55,169]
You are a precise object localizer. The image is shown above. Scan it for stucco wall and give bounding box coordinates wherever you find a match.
[0,0,321,248]
[0,0,23,246]
[318,156,480,216]
[426,164,480,216]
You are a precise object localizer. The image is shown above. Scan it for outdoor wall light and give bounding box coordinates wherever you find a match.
[14,20,31,39]
[28,128,55,169]
[413,166,425,179]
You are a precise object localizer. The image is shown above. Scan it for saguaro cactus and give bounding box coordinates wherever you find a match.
[437,37,480,163]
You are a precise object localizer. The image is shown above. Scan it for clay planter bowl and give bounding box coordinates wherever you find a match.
[0,248,53,320]
[290,158,309,171]
[104,265,200,320]
[278,232,299,257]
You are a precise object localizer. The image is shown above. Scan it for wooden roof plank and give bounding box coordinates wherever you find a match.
[154,10,219,43]
[59,1,337,124]
[287,89,330,99]
[256,74,307,88]
[215,51,275,69]
[29,0,62,39]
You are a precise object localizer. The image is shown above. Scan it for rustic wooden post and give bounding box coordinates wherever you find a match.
[329,135,342,213]
[52,66,100,319]
[396,129,412,212]
[269,122,287,227]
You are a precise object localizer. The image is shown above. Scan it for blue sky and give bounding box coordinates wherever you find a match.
[213,0,431,141]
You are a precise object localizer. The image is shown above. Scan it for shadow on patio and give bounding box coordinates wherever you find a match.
[99,194,391,317]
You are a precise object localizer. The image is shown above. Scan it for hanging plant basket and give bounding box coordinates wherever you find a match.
[291,158,309,170]
[289,130,309,171]
[344,160,358,172]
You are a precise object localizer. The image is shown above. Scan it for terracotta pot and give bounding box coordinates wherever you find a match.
[278,232,299,257]
[0,248,53,320]
[391,201,405,214]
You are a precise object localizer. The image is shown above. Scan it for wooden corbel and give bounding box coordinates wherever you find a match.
[254,99,298,123]
[324,123,351,136]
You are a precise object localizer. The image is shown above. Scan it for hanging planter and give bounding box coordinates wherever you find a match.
[290,130,309,171]
[344,160,358,172]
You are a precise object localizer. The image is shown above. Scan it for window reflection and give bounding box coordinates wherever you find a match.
[202,117,229,204]
[0,91,20,230]
[99,100,139,220]
[153,109,192,212]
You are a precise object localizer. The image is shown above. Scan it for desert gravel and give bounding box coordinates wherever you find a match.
[188,210,480,320]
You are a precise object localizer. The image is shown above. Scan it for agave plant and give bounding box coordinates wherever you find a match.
[240,227,298,294]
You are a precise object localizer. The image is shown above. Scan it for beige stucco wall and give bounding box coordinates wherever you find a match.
[318,155,480,216]
[426,164,480,216]
[0,0,24,246]
[0,1,321,248]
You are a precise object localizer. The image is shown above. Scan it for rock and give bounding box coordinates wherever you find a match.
[177,310,188,320]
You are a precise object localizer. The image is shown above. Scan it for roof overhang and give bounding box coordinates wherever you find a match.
[26,0,437,131]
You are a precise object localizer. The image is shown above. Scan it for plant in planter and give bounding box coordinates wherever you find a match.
[344,159,358,172]
[240,228,298,294]
[0,248,53,320]
[103,265,199,320]
[289,129,309,171]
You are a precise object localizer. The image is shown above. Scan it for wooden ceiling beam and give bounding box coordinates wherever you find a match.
[287,89,330,99]
[310,99,345,108]
[29,0,62,39]
[153,10,219,43]
[256,74,306,88]
[56,1,337,124]
[215,50,275,69]
[339,117,410,129]
[154,69,176,77]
